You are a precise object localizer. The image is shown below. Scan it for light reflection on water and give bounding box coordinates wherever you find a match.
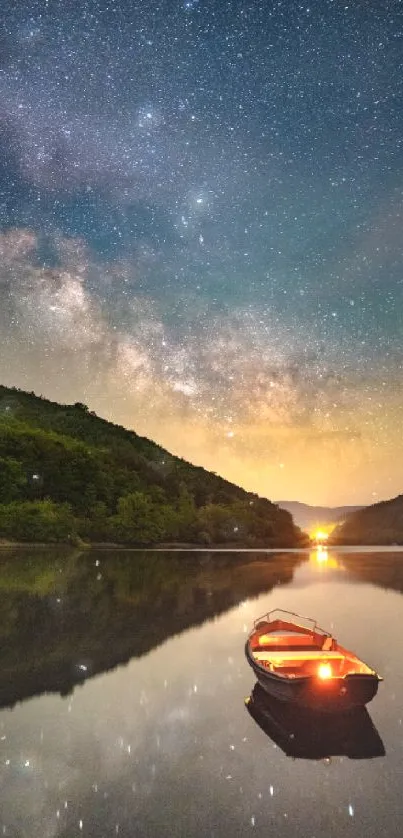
[0,547,402,837]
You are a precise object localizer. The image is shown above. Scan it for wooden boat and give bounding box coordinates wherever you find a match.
[245,684,385,760]
[245,609,382,712]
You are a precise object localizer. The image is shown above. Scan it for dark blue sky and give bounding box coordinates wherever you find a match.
[1,0,403,504]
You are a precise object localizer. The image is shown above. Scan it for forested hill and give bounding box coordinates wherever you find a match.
[0,385,306,547]
[330,494,403,545]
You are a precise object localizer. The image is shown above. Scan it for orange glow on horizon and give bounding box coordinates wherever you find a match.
[314,529,329,541]
[310,524,337,542]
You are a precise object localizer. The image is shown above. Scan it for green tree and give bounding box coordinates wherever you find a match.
[116,492,165,543]
[197,503,238,543]
[176,483,198,541]
[0,457,27,503]
[0,500,75,542]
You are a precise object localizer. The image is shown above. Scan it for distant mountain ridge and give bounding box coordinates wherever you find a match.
[276,500,365,532]
[330,494,403,545]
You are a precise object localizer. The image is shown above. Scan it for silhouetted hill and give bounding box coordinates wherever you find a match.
[331,494,403,545]
[276,500,364,532]
[0,385,307,547]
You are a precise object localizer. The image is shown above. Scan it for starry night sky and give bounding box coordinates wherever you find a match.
[0,0,402,505]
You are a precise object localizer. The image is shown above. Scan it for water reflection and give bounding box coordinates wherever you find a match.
[308,546,403,592]
[0,548,304,709]
[310,546,343,570]
[246,683,385,760]
[338,550,403,595]
[1,547,402,838]
[315,545,329,562]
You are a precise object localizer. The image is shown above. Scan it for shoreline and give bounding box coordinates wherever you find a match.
[0,539,305,551]
[1,540,403,552]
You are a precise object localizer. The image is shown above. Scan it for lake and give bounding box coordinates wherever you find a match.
[0,546,402,837]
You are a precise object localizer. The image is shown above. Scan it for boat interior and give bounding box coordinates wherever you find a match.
[249,618,375,679]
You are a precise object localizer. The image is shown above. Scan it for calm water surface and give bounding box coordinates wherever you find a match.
[0,547,402,837]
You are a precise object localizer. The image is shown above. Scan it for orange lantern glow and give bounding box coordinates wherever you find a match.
[318,663,332,680]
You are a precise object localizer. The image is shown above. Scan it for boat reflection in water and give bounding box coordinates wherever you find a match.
[245,683,385,760]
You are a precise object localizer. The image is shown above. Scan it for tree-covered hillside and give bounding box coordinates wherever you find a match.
[330,494,403,545]
[0,385,306,546]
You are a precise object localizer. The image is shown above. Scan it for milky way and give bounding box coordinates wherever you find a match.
[1,0,403,505]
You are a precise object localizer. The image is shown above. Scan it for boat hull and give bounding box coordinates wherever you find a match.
[245,642,380,712]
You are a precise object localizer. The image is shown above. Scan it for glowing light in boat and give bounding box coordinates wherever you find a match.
[318,663,332,680]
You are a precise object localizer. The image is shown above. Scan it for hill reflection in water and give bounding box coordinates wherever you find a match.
[308,546,403,594]
[0,548,305,709]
